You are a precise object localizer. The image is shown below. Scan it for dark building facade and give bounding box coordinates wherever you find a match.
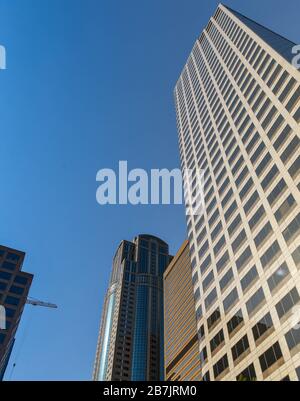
[0,245,33,380]
[93,235,171,381]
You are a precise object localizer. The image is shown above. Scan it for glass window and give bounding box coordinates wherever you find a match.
[292,246,300,269]
[241,265,258,293]
[254,222,273,249]
[275,194,296,223]
[203,270,214,292]
[232,334,249,361]
[210,329,225,353]
[0,271,12,281]
[236,246,252,271]
[5,295,20,306]
[236,363,256,381]
[207,308,221,331]
[223,288,238,313]
[205,288,217,310]
[227,309,244,335]
[282,213,300,245]
[267,262,290,292]
[220,268,234,292]
[246,287,265,316]
[1,261,16,271]
[9,285,24,295]
[260,240,281,270]
[213,354,228,379]
[259,342,283,373]
[275,287,300,319]
[252,312,273,342]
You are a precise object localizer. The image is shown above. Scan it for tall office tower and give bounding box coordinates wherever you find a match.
[93,235,171,381]
[174,4,300,381]
[0,245,33,380]
[164,240,201,381]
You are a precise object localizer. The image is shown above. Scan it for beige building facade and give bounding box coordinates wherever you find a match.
[164,240,201,381]
[174,4,300,381]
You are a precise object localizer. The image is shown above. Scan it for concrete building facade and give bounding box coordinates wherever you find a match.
[174,4,300,381]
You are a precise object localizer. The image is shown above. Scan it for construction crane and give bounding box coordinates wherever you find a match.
[26,297,58,309]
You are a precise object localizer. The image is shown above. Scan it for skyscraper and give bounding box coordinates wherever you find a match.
[0,245,33,380]
[174,4,300,381]
[164,240,201,381]
[93,235,171,381]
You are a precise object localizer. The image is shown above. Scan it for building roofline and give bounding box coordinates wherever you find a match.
[221,3,297,46]
[163,240,189,278]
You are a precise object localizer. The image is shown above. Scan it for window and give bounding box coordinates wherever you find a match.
[227,309,244,335]
[236,246,252,271]
[244,191,259,214]
[275,287,300,319]
[275,194,296,223]
[249,205,266,230]
[223,288,238,313]
[207,308,221,331]
[6,253,20,262]
[194,288,201,302]
[216,250,229,273]
[285,329,300,350]
[254,222,273,249]
[232,334,249,361]
[261,165,279,190]
[232,229,246,253]
[236,363,256,381]
[203,270,214,292]
[228,214,242,237]
[280,136,300,163]
[220,268,234,292]
[200,254,211,275]
[267,178,286,206]
[205,288,217,310]
[1,261,16,271]
[267,262,290,292]
[246,287,265,316]
[252,312,273,342]
[196,305,203,321]
[0,271,12,281]
[9,285,24,295]
[241,265,258,293]
[210,329,225,353]
[5,295,20,306]
[260,240,281,270]
[198,324,205,342]
[259,342,283,373]
[200,346,208,364]
[292,246,300,269]
[213,354,229,379]
[282,213,300,245]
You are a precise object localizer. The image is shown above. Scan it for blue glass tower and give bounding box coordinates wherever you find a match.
[93,235,171,381]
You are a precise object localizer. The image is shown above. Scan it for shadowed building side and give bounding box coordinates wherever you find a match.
[0,245,33,380]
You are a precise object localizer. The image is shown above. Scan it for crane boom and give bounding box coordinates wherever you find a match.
[26,297,57,309]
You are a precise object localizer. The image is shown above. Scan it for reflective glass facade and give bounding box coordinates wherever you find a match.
[93,235,171,381]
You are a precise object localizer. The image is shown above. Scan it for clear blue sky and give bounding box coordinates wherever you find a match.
[0,0,299,380]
